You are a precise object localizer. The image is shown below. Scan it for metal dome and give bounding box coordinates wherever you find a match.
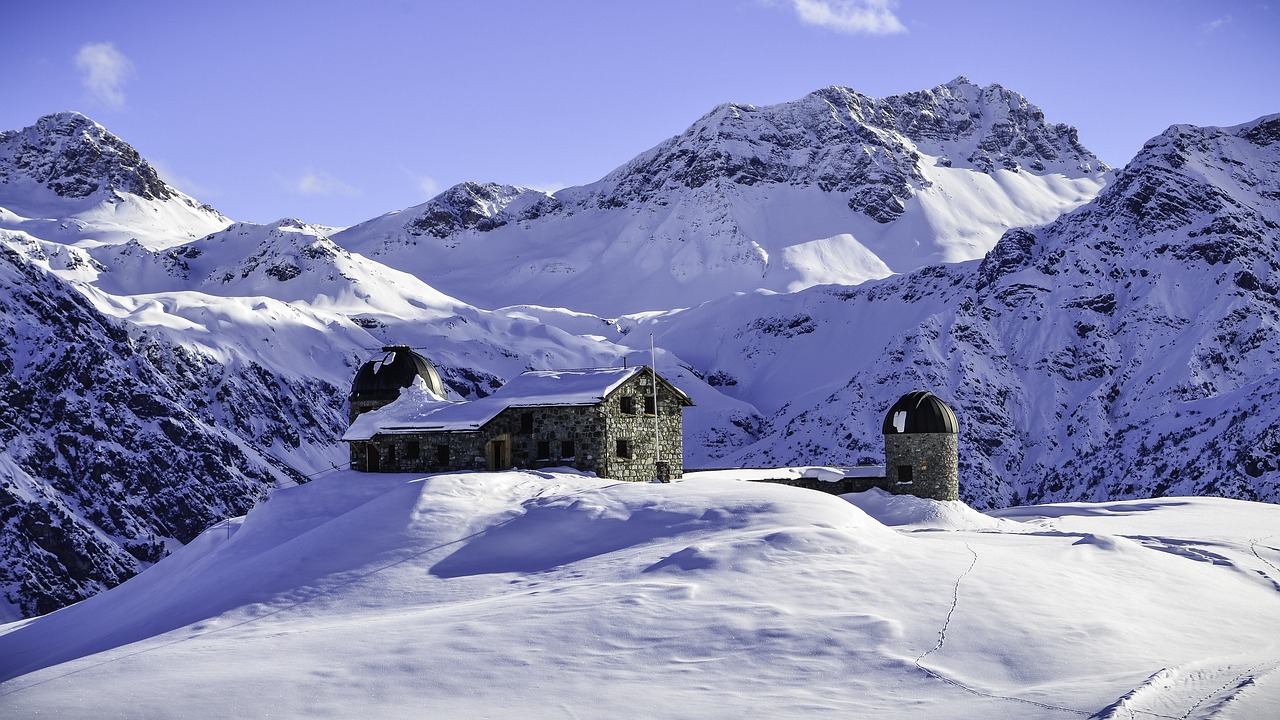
[350,346,447,402]
[882,391,958,435]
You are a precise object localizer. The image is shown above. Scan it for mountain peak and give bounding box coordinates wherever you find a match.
[588,79,1105,215]
[403,182,558,239]
[0,112,176,203]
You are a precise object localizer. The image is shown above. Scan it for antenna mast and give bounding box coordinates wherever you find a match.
[651,334,667,482]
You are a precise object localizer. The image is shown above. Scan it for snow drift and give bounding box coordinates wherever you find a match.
[2,470,1279,719]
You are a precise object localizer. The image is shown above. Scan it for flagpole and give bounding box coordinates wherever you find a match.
[652,334,662,479]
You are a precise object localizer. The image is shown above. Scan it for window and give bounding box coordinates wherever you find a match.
[616,439,632,459]
[897,465,913,483]
[405,440,421,460]
[520,412,534,433]
[644,395,656,415]
[536,440,551,460]
[386,444,398,467]
[560,440,575,459]
[620,396,636,415]
[436,445,450,465]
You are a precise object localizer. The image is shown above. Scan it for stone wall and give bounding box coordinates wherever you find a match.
[349,367,689,481]
[351,433,488,473]
[747,475,889,495]
[884,433,959,501]
[598,371,686,482]
[490,405,605,475]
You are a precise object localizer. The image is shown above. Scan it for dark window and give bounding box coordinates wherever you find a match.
[386,444,397,468]
[644,395,656,415]
[560,440,575,459]
[536,440,550,460]
[520,412,534,433]
[620,396,636,414]
[405,440,421,460]
[616,439,631,459]
[436,445,450,465]
[898,465,913,483]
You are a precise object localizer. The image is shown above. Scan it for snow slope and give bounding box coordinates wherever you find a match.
[334,78,1107,315]
[2,471,1277,719]
[0,112,231,248]
[1,94,1276,622]
[634,113,1280,510]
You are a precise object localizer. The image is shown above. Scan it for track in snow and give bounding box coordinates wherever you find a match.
[912,542,1093,716]
[1095,655,1280,720]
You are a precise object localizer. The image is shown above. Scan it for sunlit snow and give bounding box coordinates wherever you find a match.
[2,470,1277,718]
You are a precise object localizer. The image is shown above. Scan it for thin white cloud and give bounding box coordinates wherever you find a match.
[790,0,906,35]
[399,167,442,200]
[520,181,566,195]
[149,159,215,199]
[1201,15,1233,32]
[74,42,134,109]
[416,174,441,199]
[294,169,358,197]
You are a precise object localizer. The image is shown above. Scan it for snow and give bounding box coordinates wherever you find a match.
[3,88,1279,695]
[3,470,1278,718]
[331,86,1110,317]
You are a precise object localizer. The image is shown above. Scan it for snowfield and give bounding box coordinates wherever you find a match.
[2,470,1277,719]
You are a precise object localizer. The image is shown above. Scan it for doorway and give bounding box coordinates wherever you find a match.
[486,436,511,471]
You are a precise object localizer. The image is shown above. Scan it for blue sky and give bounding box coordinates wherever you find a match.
[4,0,1277,227]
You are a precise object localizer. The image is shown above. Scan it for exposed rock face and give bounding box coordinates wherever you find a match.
[0,241,346,618]
[404,182,557,239]
[652,113,1280,510]
[0,112,175,201]
[589,77,1103,219]
[336,78,1108,316]
[0,99,1275,621]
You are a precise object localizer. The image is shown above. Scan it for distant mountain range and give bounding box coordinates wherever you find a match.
[1,78,1276,618]
[336,78,1107,315]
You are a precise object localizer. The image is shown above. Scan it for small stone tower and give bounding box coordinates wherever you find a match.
[349,345,447,422]
[882,391,959,501]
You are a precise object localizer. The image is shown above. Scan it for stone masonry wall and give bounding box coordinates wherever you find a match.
[598,371,685,482]
[352,433,488,473]
[493,405,605,475]
[351,367,688,480]
[884,433,959,501]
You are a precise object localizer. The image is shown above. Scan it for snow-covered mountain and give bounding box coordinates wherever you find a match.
[335,78,1108,315]
[3,470,1278,718]
[0,90,1276,621]
[0,235,343,618]
[637,113,1280,509]
[0,112,231,249]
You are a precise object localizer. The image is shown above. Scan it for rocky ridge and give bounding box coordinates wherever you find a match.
[334,78,1109,315]
[0,112,175,202]
[0,238,350,617]
[588,77,1103,217]
[644,113,1280,509]
[0,112,229,249]
[0,94,1276,619]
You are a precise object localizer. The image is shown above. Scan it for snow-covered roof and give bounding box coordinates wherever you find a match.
[343,366,665,440]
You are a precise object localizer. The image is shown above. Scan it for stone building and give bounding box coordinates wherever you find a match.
[342,347,693,482]
[882,390,960,501]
